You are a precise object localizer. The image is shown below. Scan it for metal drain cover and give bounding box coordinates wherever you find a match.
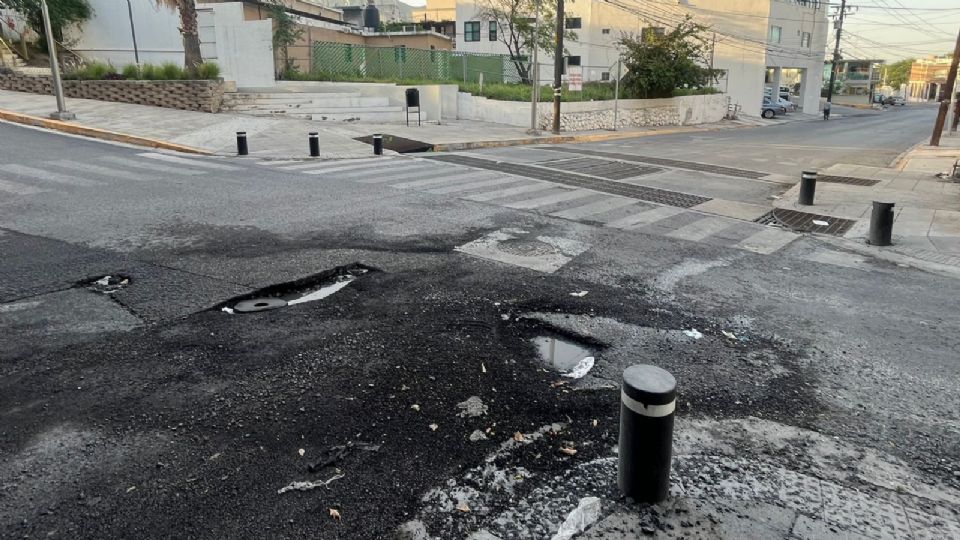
[234,298,288,313]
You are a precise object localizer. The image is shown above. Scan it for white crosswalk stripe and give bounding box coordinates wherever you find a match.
[666,216,736,242]
[463,182,554,202]
[391,170,495,189]
[0,178,47,195]
[735,226,798,254]
[505,188,596,210]
[1,163,103,187]
[100,155,208,176]
[301,161,410,176]
[277,157,395,172]
[550,197,637,220]
[426,176,522,195]
[350,166,444,183]
[607,206,686,229]
[50,160,151,182]
[139,152,243,171]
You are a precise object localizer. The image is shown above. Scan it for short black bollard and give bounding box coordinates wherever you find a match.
[799,170,817,206]
[868,201,895,246]
[309,132,320,157]
[618,364,676,504]
[236,131,248,156]
[373,134,383,156]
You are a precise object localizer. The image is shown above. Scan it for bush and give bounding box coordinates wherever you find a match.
[121,64,140,80]
[671,87,720,97]
[139,64,157,80]
[159,62,184,80]
[68,61,116,80]
[194,62,220,80]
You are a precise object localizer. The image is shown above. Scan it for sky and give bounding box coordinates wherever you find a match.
[837,0,960,62]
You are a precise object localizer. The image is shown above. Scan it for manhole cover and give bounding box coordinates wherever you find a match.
[497,238,561,257]
[754,209,855,236]
[233,298,288,313]
[354,134,433,154]
[818,175,880,187]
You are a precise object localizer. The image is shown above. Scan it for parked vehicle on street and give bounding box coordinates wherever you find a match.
[761,100,779,119]
[884,96,906,106]
[772,96,796,112]
[763,97,787,117]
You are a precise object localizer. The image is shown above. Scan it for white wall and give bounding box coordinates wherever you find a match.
[198,3,274,87]
[64,0,184,66]
[766,0,829,113]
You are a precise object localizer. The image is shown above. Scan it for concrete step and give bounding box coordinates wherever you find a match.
[226,91,363,100]
[226,97,391,111]
[310,110,411,123]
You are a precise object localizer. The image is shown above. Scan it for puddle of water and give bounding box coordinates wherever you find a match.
[533,336,595,374]
[286,275,356,305]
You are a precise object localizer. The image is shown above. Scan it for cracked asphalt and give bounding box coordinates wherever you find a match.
[1,113,958,539]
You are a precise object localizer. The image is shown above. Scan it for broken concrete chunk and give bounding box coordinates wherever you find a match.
[456,396,489,418]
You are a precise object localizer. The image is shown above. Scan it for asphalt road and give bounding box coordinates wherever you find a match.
[1,113,958,539]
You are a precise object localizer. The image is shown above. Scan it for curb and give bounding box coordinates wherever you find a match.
[0,109,211,155]
[431,125,719,152]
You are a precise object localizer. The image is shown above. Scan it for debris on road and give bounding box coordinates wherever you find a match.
[456,396,488,418]
[559,445,577,456]
[469,430,488,442]
[562,356,594,379]
[429,423,439,431]
[329,508,342,521]
[307,441,379,473]
[569,291,589,297]
[456,502,471,513]
[277,473,345,494]
[411,404,421,412]
[722,330,737,340]
[551,497,601,540]
[683,329,704,340]
[812,219,830,227]
[88,275,130,294]
[298,448,305,457]
[513,432,525,442]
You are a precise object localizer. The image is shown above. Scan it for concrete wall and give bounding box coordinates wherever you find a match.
[65,0,184,66]
[273,80,459,120]
[198,4,275,88]
[455,92,728,130]
[766,0,829,114]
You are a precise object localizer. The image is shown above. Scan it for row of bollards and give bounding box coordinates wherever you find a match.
[235,132,385,157]
[796,170,894,247]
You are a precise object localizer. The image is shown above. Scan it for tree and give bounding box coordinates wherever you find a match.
[618,17,721,99]
[154,0,201,73]
[884,58,914,89]
[475,0,576,84]
[266,2,303,78]
[0,0,91,47]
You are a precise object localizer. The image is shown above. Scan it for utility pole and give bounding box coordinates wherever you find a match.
[126,0,140,65]
[551,0,565,134]
[930,27,960,146]
[529,0,540,135]
[40,0,74,121]
[825,0,850,119]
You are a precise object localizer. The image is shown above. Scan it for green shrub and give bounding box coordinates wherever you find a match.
[159,62,184,80]
[140,63,158,80]
[195,62,220,80]
[68,61,116,80]
[672,87,720,97]
[121,64,140,80]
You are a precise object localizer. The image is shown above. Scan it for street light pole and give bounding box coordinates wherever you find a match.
[825,0,848,119]
[126,0,140,65]
[551,0,564,134]
[40,0,74,121]
[528,0,540,135]
[930,27,960,146]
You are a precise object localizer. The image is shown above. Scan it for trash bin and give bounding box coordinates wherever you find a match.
[405,88,420,108]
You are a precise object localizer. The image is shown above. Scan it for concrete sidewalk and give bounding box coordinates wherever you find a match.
[0,90,739,159]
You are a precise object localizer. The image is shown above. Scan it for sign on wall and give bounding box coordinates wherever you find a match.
[568,66,583,91]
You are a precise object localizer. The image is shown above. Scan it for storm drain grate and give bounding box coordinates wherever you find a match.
[425,154,711,208]
[818,175,880,187]
[540,147,768,179]
[535,157,661,180]
[754,209,856,236]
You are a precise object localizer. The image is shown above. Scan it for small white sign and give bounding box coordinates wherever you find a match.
[568,66,583,92]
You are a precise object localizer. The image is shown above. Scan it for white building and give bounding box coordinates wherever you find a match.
[455,0,829,116]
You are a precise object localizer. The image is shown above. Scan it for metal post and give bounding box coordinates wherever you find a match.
[931,28,960,146]
[309,132,320,157]
[799,170,817,206]
[40,0,74,121]
[868,201,895,246]
[551,0,565,134]
[236,132,248,156]
[825,0,847,117]
[373,134,383,155]
[612,57,621,131]
[618,364,676,503]
[528,0,540,135]
[126,0,140,65]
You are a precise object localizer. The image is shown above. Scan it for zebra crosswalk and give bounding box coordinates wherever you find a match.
[0,152,247,200]
[255,156,801,257]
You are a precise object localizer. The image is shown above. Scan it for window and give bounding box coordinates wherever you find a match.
[601,28,611,35]
[769,26,782,43]
[566,17,582,29]
[489,21,498,41]
[801,31,811,48]
[601,71,610,81]
[567,55,581,66]
[464,21,480,42]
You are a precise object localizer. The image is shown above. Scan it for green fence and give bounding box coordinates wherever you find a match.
[311,41,522,83]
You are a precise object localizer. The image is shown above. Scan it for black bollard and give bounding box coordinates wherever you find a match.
[236,132,248,156]
[618,364,676,504]
[799,170,817,206]
[309,132,320,157]
[373,134,383,156]
[868,201,895,246]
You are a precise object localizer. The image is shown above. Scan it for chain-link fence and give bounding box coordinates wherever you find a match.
[310,41,522,84]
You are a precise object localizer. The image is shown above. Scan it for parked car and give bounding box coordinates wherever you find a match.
[764,86,792,100]
[763,97,787,117]
[884,95,906,106]
[761,100,779,119]
[772,96,796,112]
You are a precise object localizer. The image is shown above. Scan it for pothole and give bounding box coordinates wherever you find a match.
[219,264,373,315]
[532,334,597,378]
[82,275,132,294]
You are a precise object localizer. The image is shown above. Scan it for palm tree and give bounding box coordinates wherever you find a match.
[154,0,201,72]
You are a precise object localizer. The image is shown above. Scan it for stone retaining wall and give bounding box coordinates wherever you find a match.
[0,72,225,113]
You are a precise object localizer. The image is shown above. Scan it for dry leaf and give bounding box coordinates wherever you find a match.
[456,502,470,513]
[560,446,578,456]
[481,363,487,373]
[513,432,525,442]
[411,404,421,411]
[429,423,439,431]
[329,508,341,521]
